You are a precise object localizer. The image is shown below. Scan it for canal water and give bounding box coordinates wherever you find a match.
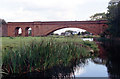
[1,38,120,79]
[72,38,108,77]
[81,38,93,41]
[73,58,108,77]
[74,38,120,78]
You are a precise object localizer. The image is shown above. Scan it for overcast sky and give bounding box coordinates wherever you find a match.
[0,0,110,22]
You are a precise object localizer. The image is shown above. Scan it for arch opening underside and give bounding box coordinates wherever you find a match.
[45,26,100,36]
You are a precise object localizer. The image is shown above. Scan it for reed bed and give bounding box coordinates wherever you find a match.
[1,37,99,75]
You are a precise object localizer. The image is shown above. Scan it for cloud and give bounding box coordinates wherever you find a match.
[0,0,110,22]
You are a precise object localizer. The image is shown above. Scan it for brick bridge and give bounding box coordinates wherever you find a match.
[6,20,108,37]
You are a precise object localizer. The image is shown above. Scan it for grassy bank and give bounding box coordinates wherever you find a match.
[0,38,2,77]
[48,35,100,38]
[1,37,99,75]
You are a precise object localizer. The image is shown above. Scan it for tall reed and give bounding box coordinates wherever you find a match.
[2,38,98,74]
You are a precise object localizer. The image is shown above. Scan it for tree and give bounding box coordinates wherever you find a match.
[77,32,81,35]
[90,12,107,21]
[109,0,120,5]
[105,1,120,38]
[65,30,74,35]
[84,31,90,34]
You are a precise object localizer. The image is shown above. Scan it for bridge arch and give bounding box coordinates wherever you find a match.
[45,25,99,36]
[15,27,22,36]
[25,27,32,36]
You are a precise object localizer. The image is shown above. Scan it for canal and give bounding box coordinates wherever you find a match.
[73,38,120,78]
[73,38,108,77]
[73,58,108,77]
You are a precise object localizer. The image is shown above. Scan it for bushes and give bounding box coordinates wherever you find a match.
[82,41,99,52]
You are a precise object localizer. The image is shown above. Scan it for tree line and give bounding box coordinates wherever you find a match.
[90,1,120,38]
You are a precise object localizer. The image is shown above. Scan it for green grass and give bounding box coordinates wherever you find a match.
[49,35,100,38]
[0,38,2,76]
[1,37,99,74]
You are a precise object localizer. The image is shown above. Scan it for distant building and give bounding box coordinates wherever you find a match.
[61,32,71,36]
[0,19,7,37]
[65,32,71,36]
[72,31,78,35]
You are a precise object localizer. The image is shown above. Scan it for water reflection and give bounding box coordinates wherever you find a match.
[74,58,108,77]
[72,39,120,78]
[2,58,108,78]
[100,40,120,79]
[2,58,88,79]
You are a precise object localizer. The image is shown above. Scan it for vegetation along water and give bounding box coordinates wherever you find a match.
[1,37,99,78]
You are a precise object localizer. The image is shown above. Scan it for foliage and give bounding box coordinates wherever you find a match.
[80,35,100,38]
[1,37,99,74]
[82,41,99,52]
[81,31,90,35]
[65,30,73,34]
[90,12,107,21]
[64,30,74,36]
[77,32,81,35]
[105,2,120,38]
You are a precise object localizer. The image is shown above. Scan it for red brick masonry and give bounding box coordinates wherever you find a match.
[6,20,108,37]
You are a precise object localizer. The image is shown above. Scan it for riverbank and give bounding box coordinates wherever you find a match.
[1,37,99,77]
